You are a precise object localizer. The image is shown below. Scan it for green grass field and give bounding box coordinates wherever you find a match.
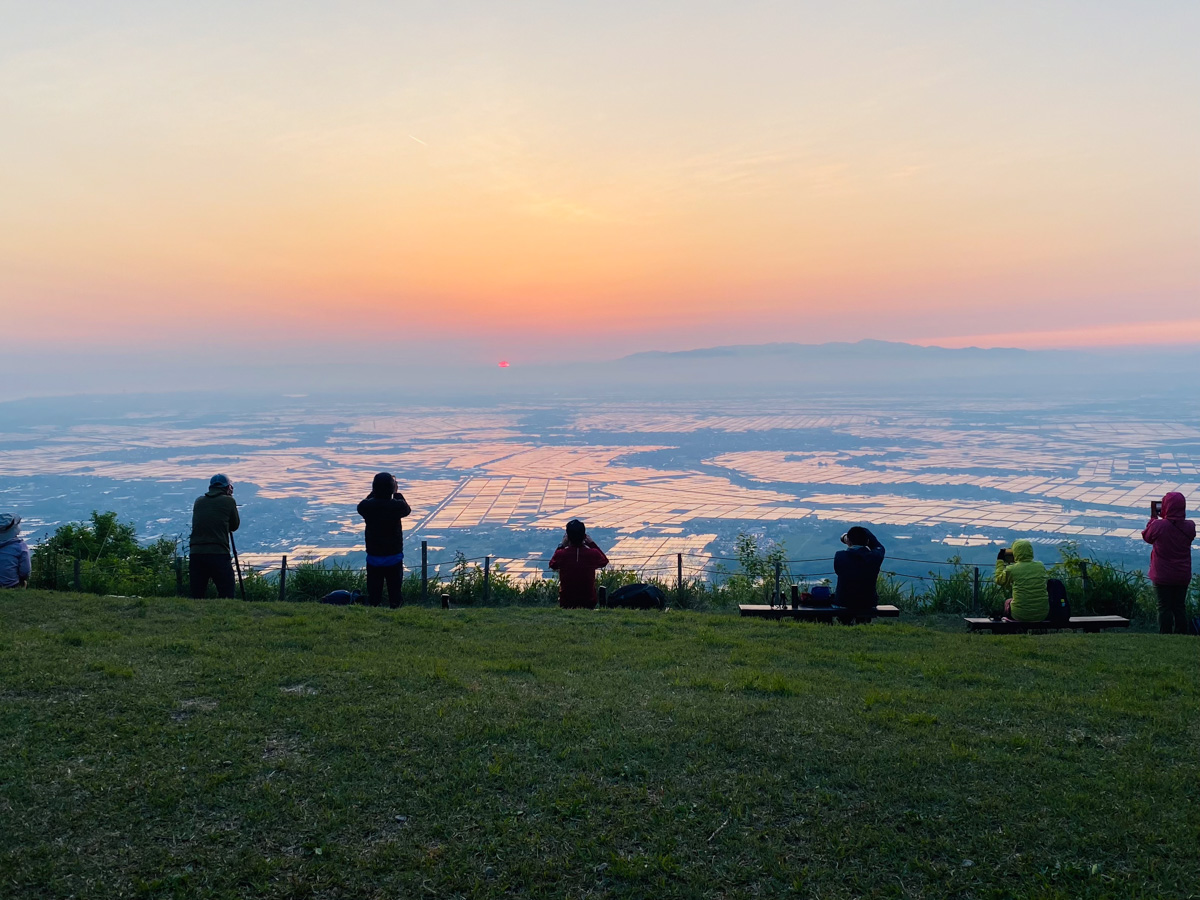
[2,592,1197,899]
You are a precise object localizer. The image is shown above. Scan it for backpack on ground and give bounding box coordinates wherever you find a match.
[607,583,667,610]
[1046,578,1070,624]
[320,589,362,606]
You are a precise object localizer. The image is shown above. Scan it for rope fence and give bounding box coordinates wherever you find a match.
[33,537,1121,621]
[212,543,1015,610]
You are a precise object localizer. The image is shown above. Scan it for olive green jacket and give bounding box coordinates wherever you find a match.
[995,539,1049,622]
[189,489,240,556]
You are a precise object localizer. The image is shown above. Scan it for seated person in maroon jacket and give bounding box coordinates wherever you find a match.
[548,519,609,609]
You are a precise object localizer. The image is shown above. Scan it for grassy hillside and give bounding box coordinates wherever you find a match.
[1,592,1196,899]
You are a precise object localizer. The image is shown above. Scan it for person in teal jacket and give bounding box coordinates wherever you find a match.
[995,539,1050,622]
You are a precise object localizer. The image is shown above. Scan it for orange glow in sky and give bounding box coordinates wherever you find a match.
[2,4,1198,361]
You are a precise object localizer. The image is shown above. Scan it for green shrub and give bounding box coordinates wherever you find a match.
[238,568,277,602]
[286,562,367,603]
[30,511,179,597]
[875,574,914,608]
[1051,543,1150,620]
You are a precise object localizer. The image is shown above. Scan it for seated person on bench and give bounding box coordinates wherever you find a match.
[832,526,886,609]
[994,539,1049,622]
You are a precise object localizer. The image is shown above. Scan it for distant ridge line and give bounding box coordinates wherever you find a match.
[621,339,1032,362]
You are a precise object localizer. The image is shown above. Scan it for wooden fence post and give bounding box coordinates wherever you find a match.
[421,540,428,604]
[973,567,981,614]
[279,555,288,603]
[677,553,683,604]
[175,556,184,596]
[483,556,490,605]
[441,592,450,609]
[790,584,799,609]
[774,560,782,608]
[73,557,82,592]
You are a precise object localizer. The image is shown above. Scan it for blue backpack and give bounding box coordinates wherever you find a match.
[1046,579,1070,624]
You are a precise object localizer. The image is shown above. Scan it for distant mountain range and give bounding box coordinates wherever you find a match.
[623,339,1034,362]
[556,338,1195,401]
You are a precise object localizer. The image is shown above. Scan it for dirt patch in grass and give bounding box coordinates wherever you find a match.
[261,734,305,763]
[279,684,318,696]
[170,697,218,723]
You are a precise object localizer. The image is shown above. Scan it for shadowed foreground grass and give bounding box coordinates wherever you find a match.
[1,592,1197,899]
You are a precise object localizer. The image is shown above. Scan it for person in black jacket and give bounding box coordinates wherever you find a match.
[189,474,240,599]
[833,525,886,610]
[357,472,412,608]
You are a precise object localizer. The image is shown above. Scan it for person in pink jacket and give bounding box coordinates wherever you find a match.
[1141,491,1195,634]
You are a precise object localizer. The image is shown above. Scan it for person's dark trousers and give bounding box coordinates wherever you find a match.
[190,553,236,599]
[367,563,404,608]
[1154,582,1188,634]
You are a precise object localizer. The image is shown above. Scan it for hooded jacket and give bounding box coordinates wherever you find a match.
[1142,491,1195,586]
[189,488,240,556]
[995,539,1049,622]
[0,535,31,588]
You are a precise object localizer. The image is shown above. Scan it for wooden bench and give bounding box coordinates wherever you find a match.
[964,615,1130,634]
[739,604,901,623]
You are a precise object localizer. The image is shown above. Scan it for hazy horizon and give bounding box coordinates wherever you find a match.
[5,336,1200,404]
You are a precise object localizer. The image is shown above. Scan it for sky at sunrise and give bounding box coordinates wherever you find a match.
[2,1,1198,364]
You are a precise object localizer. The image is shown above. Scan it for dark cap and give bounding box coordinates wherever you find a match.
[209,474,231,489]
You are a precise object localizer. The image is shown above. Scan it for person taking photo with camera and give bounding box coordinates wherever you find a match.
[833,525,886,609]
[189,474,240,599]
[1142,491,1195,634]
[357,472,412,608]
[549,519,609,609]
[994,539,1049,622]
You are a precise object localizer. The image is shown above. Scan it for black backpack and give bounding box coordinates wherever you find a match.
[607,583,667,610]
[1046,579,1070,624]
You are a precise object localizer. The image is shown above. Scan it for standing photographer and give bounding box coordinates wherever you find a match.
[357,472,411,608]
[189,474,240,598]
[1142,492,1195,634]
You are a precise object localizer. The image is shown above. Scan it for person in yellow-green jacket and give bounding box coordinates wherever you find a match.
[995,539,1050,622]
